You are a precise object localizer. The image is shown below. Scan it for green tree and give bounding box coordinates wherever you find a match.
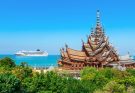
[20,62,28,68]
[63,77,89,93]
[117,76,135,91]
[12,66,33,80]
[103,81,126,93]
[0,57,16,68]
[100,67,130,80]
[22,71,67,93]
[127,69,135,77]
[80,67,97,76]
[80,67,109,92]
[0,73,21,93]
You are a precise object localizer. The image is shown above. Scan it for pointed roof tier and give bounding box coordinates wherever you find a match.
[60,49,68,58]
[66,48,87,61]
[67,48,86,57]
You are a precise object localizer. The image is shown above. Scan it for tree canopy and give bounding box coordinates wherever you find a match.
[0,57,135,93]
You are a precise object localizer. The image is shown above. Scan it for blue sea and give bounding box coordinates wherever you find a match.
[0,55,60,67]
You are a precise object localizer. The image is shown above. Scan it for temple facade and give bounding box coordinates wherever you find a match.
[58,10,135,70]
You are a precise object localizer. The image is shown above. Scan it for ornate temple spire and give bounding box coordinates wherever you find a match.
[95,10,104,37]
[96,10,101,27]
[58,10,120,70]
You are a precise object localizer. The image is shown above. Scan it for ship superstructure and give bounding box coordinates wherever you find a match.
[15,49,48,56]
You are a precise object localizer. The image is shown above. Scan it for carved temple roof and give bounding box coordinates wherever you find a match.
[59,10,119,65]
[67,48,87,61]
[67,48,86,57]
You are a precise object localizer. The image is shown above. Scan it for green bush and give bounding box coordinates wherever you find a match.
[0,73,21,93]
[0,57,135,93]
[0,57,16,68]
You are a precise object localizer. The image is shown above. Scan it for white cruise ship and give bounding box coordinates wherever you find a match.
[15,49,48,56]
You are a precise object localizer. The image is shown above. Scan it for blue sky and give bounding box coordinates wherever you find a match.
[0,0,135,55]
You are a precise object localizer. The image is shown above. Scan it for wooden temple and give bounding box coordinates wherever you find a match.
[58,10,135,70]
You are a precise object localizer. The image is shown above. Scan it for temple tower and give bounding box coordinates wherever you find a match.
[58,10,119,70]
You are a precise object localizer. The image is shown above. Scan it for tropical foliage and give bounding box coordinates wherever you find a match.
[0,57,135,93]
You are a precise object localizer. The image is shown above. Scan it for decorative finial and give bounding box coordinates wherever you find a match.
[91,27,93,33]
[103,28,104,32]
[81,39,84,44]
[102,28,105,35]
[62,48,64,51]
[60,48,62,52]
[96,10,100,26]
[86,35,89,39]
[91,27,93,31]
[128,52,130,55]
[65,43,68,48]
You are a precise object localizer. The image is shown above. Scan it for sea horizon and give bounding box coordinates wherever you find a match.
[0,54,60,67]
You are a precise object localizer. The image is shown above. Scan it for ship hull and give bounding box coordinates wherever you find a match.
[15,54,48,56]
